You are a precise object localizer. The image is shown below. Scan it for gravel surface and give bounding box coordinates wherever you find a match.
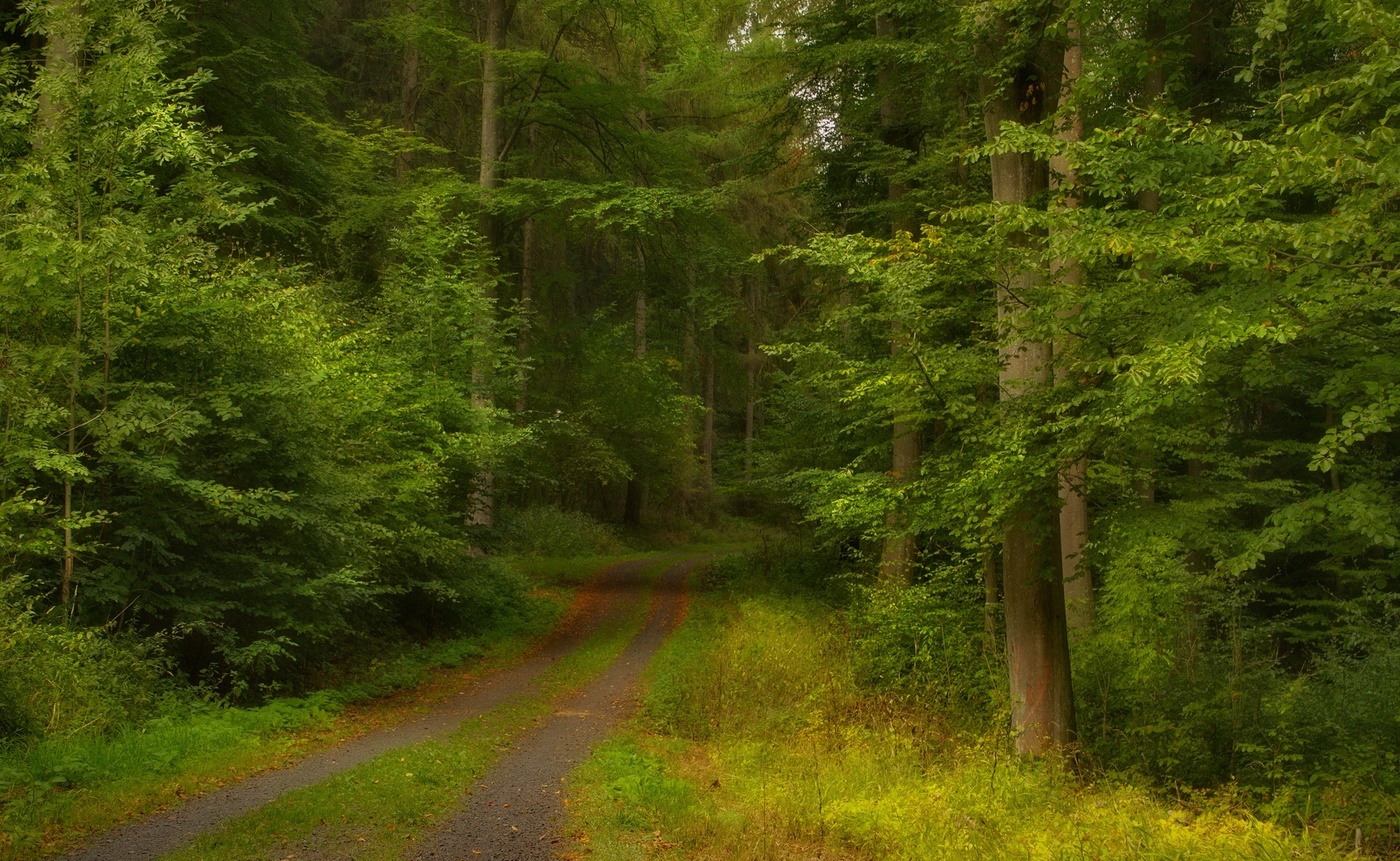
[57,558,656,861]
[410,556,702,861]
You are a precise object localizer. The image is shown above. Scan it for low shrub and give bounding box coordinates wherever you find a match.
[847,578,997,723]
[0,578,171,743]
[500,506,624,557]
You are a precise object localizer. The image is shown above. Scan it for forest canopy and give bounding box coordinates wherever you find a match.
[1,0,1398,852]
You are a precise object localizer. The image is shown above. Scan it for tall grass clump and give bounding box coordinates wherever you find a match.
[0,579,170,742]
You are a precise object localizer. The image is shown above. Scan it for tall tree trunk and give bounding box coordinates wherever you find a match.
[624,266,647,535]
[63,251,81,612]
[744,278,760,480]
[1188,0,1237,120]
[981,26,1076,754]
[744,337,756,479]
[396,1,421,180]
[35,0,79,151]
[468,0,507,531]
[881,330,921,587]
[683,296,711,511]
[515,122,540,415]
[633,58,649,362]
[41,0,84,610]
[1137,8,1166,214]
[621,57,651,523]
[478,0,505,210]
[1052,18,1092,631]
[624,246,646,524]
[703,334,716,483]
[515,212,535,415]
[877,13,920,588]
[1133,9,1166,507]
[623,477,643,525]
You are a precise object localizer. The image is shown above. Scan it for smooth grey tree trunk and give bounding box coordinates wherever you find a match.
[1052,19,1092,631]
[1133,9,1165,508]
[468,0,507,531]
[396,1,420,180]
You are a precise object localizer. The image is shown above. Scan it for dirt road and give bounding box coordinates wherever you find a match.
[58,555,700,861]
[411,555,699,860]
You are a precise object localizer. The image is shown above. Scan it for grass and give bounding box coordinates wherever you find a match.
[0,552,649,861]
[156,553,680,861]
[563,564,1370,861]
[509,552,667,585]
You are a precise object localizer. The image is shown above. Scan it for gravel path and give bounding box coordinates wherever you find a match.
[57,558,659,861]
[410,556,702,861]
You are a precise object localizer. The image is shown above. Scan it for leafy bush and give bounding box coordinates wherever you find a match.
[500,506,623,557]
[1250,637,1400,849]
[1073,521,1400,852]
[701,539,850,600]
[848,577,997,722]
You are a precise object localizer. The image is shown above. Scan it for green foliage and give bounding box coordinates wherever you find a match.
[0,578,169,741]
[508,322,699,506]
[6,0,1394,851]
[0,0,532,703]
[848,577,996,720]
[588,740,698,833]
[572,548,1354,861]
[500,506,624,557]
[760,0,1400,848]
[172,0,334,245]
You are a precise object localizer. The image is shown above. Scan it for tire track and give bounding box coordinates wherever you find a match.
[410,556,703,861]
[57,558,658,861]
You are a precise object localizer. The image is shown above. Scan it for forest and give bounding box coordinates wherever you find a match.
[1,0,1398,857]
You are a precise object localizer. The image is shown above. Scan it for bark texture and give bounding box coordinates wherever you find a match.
[468,0,508,531]
[1133,9,1166,507]
[396,1,421,180]
[981,24,1076,753]
[876,13,921,587]
[41,1,83,607]
[1052,19,1092,631]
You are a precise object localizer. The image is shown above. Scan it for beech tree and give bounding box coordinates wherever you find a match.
[6,7,1400,842]
[977,3,1075,753]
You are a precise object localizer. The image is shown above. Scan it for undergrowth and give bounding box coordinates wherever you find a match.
[567,542,1369,860]
[500,506,626,557]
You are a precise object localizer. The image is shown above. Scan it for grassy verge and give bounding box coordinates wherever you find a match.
[156,554,681,861]
[565,558,1366,861]
[0,553,642,861]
